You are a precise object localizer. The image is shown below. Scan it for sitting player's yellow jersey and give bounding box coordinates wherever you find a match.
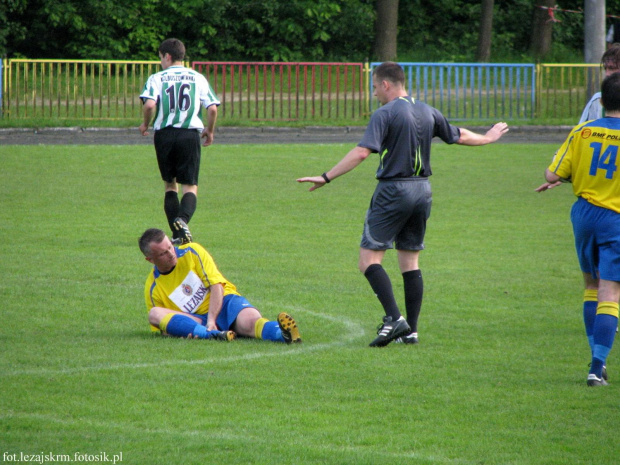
[549,118,620,213]
[144,242,239,332]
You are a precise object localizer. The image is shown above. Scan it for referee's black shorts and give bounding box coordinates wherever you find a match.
[360,178,432,251]
[154,127,201,185]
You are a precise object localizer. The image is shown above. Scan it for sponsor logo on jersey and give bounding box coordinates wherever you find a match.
[182,284,209,313]
[169,271,210,314]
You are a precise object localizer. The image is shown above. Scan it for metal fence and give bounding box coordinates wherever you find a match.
[0,59,366,123]
[370,62,536,120]
[0,59,608,122]
[193,62,366,121]
[1,59,164,119]
[535,63,602,120]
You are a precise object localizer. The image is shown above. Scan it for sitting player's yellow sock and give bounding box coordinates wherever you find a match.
[254,318,285,342]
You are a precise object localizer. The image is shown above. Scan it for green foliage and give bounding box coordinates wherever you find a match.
[1,142,619,464]
[398,0,481,61]
[398,0,620,63]
[3,0,374,61]
[173,0,373,61]
[6,0,166,59]
[0,0,27,56]
[3,0,620,62]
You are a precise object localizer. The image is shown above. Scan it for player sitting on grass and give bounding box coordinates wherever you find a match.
[139,228,302,343]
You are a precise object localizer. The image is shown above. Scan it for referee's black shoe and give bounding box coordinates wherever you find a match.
[394,331,419,344]
[369,316,411,347]
[171,218,192,245]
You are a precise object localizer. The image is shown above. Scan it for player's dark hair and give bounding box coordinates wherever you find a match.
[601,73,620,112]
[139,228,167,256]
[373,62,405,86]
[602,43,620,70]
[159,38,186,62]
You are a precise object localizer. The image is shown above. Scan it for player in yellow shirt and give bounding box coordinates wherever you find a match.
[139,228,301,343]
[541,73,620,386]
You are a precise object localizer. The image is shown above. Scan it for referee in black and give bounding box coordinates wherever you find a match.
[297,61,508,347]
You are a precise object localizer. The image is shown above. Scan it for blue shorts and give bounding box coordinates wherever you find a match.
[193,294,254,330]
[571,197,620,281]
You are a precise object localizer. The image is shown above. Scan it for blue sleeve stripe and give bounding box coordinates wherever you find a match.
[187,246,213,287]
[553,135,573,175]
[148,280,157,307]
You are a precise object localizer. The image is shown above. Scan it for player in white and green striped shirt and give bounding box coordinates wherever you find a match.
[139,38,220,244]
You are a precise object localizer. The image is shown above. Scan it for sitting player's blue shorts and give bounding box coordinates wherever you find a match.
[193,294,254,330]
[571,197,620,281]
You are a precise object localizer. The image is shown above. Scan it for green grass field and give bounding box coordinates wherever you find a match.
[0,140,617,465]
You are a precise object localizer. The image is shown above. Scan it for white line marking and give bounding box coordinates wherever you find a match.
[4,303,366,377]
[0,410,472,463]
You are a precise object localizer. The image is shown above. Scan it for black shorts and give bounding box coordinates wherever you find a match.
[153,128,201,185]
[360,178,432,251]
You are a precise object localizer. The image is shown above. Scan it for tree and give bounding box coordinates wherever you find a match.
[476,0,494,62]
[5,0,617,63]
[374,0,399,61]
[529,0,555,59]
[1,0,27,57]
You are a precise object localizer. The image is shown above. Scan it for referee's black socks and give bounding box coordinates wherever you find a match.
[402,269,423,333]
[364,264,401,321]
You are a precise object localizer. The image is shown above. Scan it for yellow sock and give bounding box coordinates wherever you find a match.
[584,289,598,302]
[597,301,620,318]
[254,318,269,339]
[159,312,175,332]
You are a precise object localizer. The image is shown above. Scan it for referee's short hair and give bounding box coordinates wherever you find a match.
[159,38,186,62]
[601,73,620,113]
[374,62,405,86]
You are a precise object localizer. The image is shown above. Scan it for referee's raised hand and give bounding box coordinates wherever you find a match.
[296,176,328,191]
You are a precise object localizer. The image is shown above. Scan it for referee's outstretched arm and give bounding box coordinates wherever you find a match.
[457,122,509,146]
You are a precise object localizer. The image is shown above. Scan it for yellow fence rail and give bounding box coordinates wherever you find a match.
[535,63,603,119]
[1,58,367,123]
[0,59,609,122]
[1,59,165,120]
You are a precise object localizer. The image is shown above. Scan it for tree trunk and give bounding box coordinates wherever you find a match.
[529,0,555,59]
[476,0,494,62]
[374,0,399,61]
